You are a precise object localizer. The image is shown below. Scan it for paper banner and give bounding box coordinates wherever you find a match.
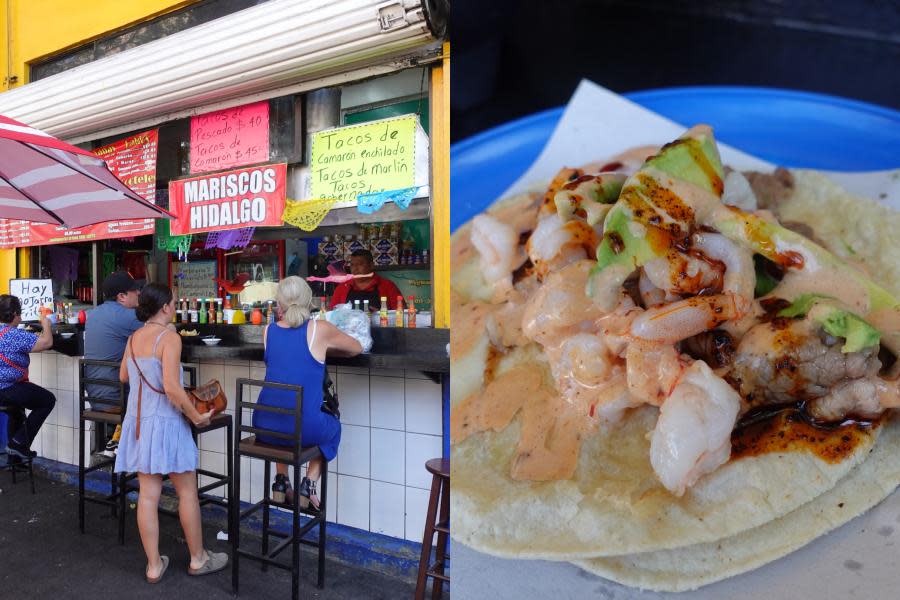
[356,186,420,214]
[282,197,340,231]
[155,219,192,259]
[205,227,255,250]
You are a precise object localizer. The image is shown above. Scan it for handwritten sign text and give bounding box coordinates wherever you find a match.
[190,101,270,173]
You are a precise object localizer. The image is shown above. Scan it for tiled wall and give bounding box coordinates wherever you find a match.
[27,351,444,543]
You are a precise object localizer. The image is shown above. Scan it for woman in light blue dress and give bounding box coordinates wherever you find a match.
[115,284,227,583]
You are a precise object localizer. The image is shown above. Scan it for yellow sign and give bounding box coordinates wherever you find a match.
[310,115,417,203]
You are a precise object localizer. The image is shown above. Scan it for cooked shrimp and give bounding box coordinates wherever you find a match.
[650,360,741,496]
[643,254,724,297]
[526,213,601,275]
[638,268,668,307]
[690,232,755,302]
[470,213,527,299]
[630,294,749,344]
[722,170,758,211]
[591,373,646,424]
[625,340,687,406]
[522,260,608,346]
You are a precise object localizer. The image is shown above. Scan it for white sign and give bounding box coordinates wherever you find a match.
[9,278,53,321]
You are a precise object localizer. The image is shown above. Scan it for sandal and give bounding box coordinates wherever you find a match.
[272,474,296,505]
[298,477,321,513]
[188,550,228,576]
[146,555,169,584]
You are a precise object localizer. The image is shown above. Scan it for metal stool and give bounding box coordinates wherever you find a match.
[231,378,328,600]
[415,458,450,599]
[78,359,131,544]
[0,404,35,494]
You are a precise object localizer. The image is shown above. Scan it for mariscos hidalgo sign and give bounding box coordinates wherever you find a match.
[168,163,286,235]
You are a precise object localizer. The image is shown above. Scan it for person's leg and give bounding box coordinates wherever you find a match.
[136,473,165,578]
[2,383,55,449]
[169,471,208,569]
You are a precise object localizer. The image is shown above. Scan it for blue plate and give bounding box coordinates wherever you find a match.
[451,86,900,232]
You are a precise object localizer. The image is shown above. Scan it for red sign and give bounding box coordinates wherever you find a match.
[168,163,286,235]
[0,129,159,248]
[190,101,270,174]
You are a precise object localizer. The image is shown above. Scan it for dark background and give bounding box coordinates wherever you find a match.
[451,0,900,142]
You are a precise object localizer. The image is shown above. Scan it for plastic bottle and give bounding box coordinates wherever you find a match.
[379,297,388,327]
[216,299,223,324]
[354,299,361,311]
[224,295,232,310]
[266,301,274,324]
[407,295,416,328]
[181,299,189,324]
[189,299,199,323]
[199,298,207,324]
[363,299,370,313]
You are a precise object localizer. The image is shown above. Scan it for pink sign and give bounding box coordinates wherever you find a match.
[190,101,270,173]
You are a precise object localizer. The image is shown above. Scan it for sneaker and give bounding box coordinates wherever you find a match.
[102,438,118,458]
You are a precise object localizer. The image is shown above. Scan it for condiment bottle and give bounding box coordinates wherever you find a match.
[208,299,216,324]
[266,301,274,324]
[395,296,404,327]
[379,296,388,327]
[199,298,208,324]
[224,295,232,310]
[353,300,361,311]
[407,295,416,328]
[363,299,370,313]
[216,299,223,324]
[251,306,263,325]
[181,299,189,324]
[190,299,199,323]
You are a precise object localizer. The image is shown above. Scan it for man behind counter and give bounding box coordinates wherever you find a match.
[329,250,402,311]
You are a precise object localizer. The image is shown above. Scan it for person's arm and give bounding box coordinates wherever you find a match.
[320,320,363,357]
[160,332,211,427]
[31,315,54,352]
[120,337,131,383]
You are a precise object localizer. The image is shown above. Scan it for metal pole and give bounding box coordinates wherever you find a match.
[91,242,98,306]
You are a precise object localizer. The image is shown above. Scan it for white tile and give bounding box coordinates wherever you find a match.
[81,426,94,466]
[370,376,404,430]
[55,390,76,429]
[405,486,432,543]
[42,353,58,390]
[42,425,58,461]
[404,370,434,380]
[336,365,369,375]
[405,378,443,435]
[198,421,228,454]
[249,457,266,504]
[336,424,369,478]
[337,474,369,530]
[370,480,405,538]
[337,373,369,426]
[199,450,226,499]
[28,353,42,387]
[31,429,42,456]
[239,456,252,503]
[371,428,404,485]
[45,388,59,426]
[181,362,199,387]
[249,361,265,371]
[57,355,76,391]
[198,362,225,387]
[57,426,75,464]
[221,363,250,407]
[324,470,338,523]
[405,433,442,489]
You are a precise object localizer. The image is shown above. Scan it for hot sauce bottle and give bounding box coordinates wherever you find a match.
[379,296,389,327]
[407,295,416,328]
[395,295,404,327]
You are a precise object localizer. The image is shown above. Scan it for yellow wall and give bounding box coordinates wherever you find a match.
[430,42,450,328]
[2,0,195,88]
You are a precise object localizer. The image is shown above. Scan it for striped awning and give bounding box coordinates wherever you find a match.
[0,115,172,227]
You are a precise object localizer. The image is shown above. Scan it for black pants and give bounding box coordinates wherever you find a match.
[0,382,56,448]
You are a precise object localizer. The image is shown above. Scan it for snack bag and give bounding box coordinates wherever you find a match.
[326,304,373,352]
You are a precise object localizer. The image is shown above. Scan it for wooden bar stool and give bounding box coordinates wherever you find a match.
[415,457,450,599]
[78,358,132,544]
[0,404,35,494]
[231,377,328,600]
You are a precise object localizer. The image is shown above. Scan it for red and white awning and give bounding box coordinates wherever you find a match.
[0,115,172,227]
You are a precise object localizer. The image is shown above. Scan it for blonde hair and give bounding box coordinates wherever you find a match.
[276,276,313,327]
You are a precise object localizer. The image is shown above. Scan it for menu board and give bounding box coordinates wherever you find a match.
[190,101,270,173]
[309,115,417,203]
[0,129,159,249]
[172,260,217,300]
[9,278,53,321]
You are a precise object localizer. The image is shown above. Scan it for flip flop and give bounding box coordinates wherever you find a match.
[146,555,169,584]
[188,550,228,576]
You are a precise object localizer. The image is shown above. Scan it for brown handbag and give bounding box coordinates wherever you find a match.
[128,337,227,439]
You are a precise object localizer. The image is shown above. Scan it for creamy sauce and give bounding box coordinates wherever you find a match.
[450,297,497,357]
[450,365,538,445]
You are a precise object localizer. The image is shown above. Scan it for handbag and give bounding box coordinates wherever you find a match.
[321,371,339,419]
[128,337,227,439]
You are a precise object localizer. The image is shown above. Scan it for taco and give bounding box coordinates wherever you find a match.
[450,126,900,574]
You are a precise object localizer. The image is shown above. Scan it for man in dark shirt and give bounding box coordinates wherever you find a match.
[83,272,142,457]
[329,250,403,311]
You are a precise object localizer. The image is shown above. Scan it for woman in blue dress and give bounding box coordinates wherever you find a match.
[116,284,227,583]
[253,276,362,511]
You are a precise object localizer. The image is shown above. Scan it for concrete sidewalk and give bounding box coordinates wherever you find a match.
[0,469,415,599]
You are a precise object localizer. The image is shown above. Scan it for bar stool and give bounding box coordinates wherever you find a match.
[78,358,131,544]
[415,458,450,599]
[231,377,328,600]
[0,405,35,494]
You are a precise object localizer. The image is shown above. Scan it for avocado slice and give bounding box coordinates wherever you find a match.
[555,173,626,226]
[588,125,725,308]
[778,293,881,353]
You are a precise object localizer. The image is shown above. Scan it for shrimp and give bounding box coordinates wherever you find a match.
[526,212,601,276]
[690,231,755,302]
[625,339,687,406]
[642,254,724,297]
[470,213,527,300]
[650,360,741,496]
[522,260,608,346]
[630,294,750,344]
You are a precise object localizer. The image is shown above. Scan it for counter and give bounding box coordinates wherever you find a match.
[31,322,449,545]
